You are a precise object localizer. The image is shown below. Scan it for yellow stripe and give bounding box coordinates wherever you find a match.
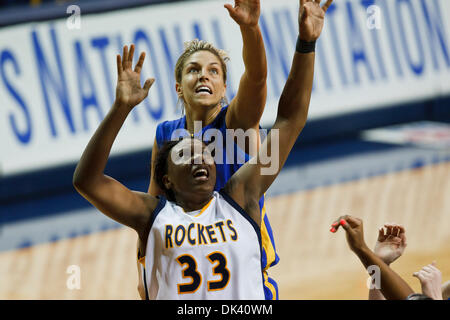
[263,271,277,300]
[193,197,214,217]
[260,199,276,271]
[137,248,146,268]
[138,256,145,268]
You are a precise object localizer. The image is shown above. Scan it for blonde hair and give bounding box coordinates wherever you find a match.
[174,39,230,84]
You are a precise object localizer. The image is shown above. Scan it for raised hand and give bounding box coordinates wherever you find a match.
[413,262,444,300]
[331,215,367,253]
[299,0,333,41]
[330,215,415,300]
[224,0,260,27]
[374,223,407,265]
[116,44,154,109]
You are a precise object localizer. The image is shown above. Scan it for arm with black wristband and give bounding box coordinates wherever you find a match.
[296,37,316,54]
[277,0,333,132]
[297,0,333,54]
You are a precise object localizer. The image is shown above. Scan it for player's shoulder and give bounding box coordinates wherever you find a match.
[155,116,186,147]
[157,117,184,133]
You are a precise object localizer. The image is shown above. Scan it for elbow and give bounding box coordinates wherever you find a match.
[247,71,267,86]
[72,162,105,197]
[242,68,267,87]
[297,113,308,130]
[254,68,268,82]
[277,106,308,128]
[72,166,91,194]
[72,170,84,193]
[274,114,307,138]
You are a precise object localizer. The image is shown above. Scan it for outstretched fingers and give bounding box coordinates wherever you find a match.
[134,52,146,74]
[224,1,239,19]
[128,44,135,69]
[119,44,147,75]
[143,78,155,94]
[121,44,136,71]
[116,54,123,77]
[322,0,333,13]
[122,45,129,70]
[224,3,234,13]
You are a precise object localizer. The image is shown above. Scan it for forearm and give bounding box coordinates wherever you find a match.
[250,52,315,197]
[277,52,315,129]
[240,25,267,83]
[369,289,386,300]
[73,102,130,189]
[355,246,414,300]
[227,24,267,130]
[369,252,389,300]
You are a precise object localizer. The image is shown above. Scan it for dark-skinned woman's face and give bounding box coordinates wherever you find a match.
[163,138,216,200]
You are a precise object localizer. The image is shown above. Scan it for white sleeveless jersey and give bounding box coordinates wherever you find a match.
[143,190,265,300]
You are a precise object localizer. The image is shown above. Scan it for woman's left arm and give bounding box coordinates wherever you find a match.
[224,0,267,131]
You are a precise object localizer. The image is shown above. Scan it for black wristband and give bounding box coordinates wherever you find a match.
[296,37,316,53]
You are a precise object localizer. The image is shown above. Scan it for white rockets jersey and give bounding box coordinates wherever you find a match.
[143,190,265,300]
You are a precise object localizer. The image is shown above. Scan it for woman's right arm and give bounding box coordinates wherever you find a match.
[73,44,158,239]
[224,1,333,225]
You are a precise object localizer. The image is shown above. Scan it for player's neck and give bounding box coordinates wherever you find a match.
[175,194,213,213]
[185,104,221,134]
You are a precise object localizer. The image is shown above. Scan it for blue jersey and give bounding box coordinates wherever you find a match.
[155,106,280,300]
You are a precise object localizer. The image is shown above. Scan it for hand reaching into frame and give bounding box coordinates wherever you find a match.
[330,215,416,300]
[374,223,407,266]
[299,0,333,41]
[413,262,443,300]
[330,215,368,253]
[116,44,155,110]
[224,0,260,28]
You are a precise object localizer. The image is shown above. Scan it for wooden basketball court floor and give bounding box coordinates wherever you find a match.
[1,162,449,299]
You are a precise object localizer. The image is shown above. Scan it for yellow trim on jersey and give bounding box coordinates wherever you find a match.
[263,271,277,300]
[260,200,276,271]
[137,248,146,268]
[193,197,214,217]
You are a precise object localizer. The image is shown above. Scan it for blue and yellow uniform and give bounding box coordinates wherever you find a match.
[155,106,280,300]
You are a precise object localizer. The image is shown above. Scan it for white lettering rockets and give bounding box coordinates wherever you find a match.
[143,191,266,300]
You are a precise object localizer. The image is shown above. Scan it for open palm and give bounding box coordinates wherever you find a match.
[224,0,260,27]
[299,0,333,41]
[374,224,407,265]
[116,44,154,109]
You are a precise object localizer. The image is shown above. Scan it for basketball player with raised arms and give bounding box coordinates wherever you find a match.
[73,0,333,300]
[144,0,280,300]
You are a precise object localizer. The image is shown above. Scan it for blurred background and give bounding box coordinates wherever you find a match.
[0,0,449,299]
